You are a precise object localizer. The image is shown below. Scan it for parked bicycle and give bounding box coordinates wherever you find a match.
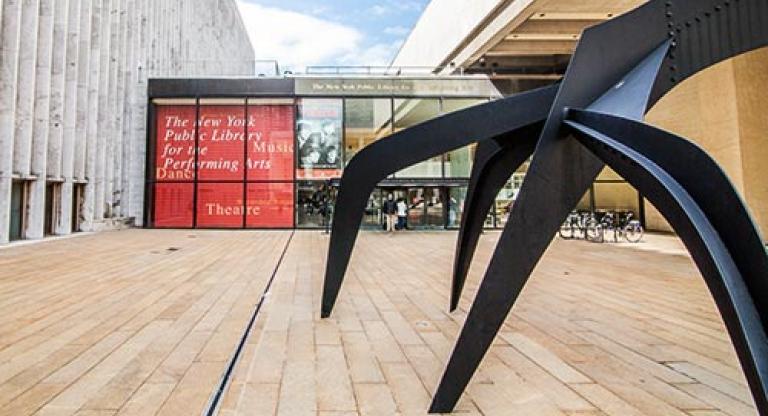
[559,211,601,241]
[592,211,644,243]
[560,210,644,243]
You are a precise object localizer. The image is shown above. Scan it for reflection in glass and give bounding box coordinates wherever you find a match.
[344,98,392,163]
[495,173,525,228]
[393,98,442,178]
[296,181,336,228]
[443,99,486,178]
[424,188,444,228]
[444,145,474,178]
[405,187,445,228]
[447,187,467,228]
[363,189,383,228]
[406,188,425,227]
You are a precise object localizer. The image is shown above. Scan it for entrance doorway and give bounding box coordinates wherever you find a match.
[72,184,85,232]
[405,187,445,229]
[9,181,25,241]
[373,186,450,230]
[44,182,61,236]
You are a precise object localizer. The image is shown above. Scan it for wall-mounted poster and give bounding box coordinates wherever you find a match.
[296,99,343,179]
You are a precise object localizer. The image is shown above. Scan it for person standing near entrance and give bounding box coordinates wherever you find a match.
[383,194,397,232]
[396,197,408,231]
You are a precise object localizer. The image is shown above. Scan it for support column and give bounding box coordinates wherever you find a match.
[12,0,41,177]
[74,0,92,182]
[94,0,112,221]
[120,0,135,222]
[56,0,81,235]
[102,0,119,219]
[13,0,41,239]
[46,0,69,184]
[111,0,127,218]
[129,0,148,225]
[26,0,56,240]
[82,0,102,231]
[0,0,23,244]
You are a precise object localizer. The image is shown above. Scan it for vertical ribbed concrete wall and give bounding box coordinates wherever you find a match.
[0,0,255,244]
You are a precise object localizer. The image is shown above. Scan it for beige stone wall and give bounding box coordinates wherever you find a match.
[733,49,768,243]
[645,47,768,241]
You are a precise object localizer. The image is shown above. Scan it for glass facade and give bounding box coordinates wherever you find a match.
[443,99,485,179]
[344,98,392,163]
[151,99,296,229]
[393,98,442,178]
[146,78,641,230]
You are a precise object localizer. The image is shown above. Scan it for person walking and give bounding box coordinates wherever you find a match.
[383,194,397,233]
[396,197,408,231]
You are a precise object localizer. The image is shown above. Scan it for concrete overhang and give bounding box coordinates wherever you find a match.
[403,0,648,81]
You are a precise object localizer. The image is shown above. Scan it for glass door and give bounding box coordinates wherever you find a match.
[363,189,383,228]
[406,188,425,228]
[424,187,445,228]
[403,187,446,229]
[10,181,24,241]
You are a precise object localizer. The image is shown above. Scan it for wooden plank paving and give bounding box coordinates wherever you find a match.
[0,229,290,416]
[220,231,756,416]
[0,229,757,415]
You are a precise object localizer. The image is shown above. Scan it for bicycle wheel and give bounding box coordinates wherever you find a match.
[587,221,604,243]
[559,224,574,239]
[624,223,644,243]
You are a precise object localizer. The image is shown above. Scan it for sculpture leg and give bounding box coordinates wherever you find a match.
[566,111,768,413]
[450,123,541,312]
[429,134,604,412]
[322,85,558,318]
[429,35,673,414]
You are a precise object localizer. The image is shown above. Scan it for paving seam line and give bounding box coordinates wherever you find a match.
[201,230,296,416]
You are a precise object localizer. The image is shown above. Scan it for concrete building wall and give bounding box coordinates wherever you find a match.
[0,0,255,244]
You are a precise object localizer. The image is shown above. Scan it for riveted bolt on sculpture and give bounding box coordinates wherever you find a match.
[321,0,768,413]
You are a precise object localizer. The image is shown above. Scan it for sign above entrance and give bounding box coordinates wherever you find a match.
[295,77,501,98]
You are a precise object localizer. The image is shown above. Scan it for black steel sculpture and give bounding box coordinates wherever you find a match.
[449,134,540,312]
[322,0,768,414]
[320,84,559,318]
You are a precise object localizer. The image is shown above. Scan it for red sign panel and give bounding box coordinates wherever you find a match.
[155,106,196,181]
[154,183,194,227]
[246,183,294,228]
[153,105,298,229]
[198,106,246,181]
[196,183,244,228]
[248,105,295,181]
